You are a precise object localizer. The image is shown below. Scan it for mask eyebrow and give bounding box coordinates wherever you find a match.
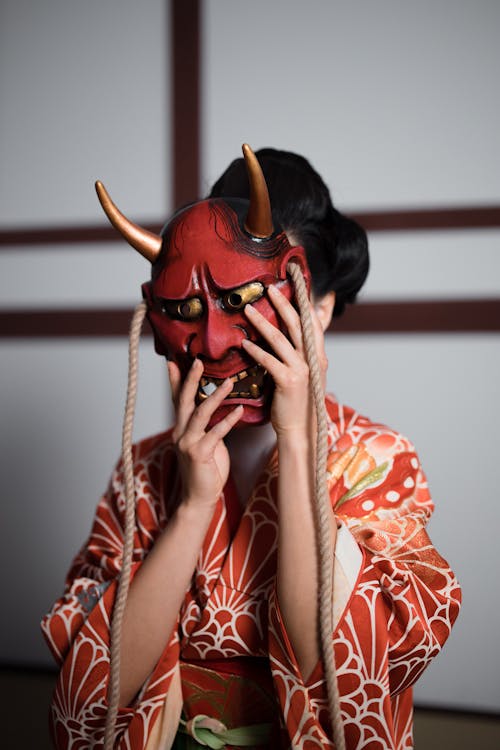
[157,292,201,302]
[207,263,276,292]
[152,266,202,300]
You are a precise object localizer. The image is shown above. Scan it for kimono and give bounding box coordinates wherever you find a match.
[42,396,461,749]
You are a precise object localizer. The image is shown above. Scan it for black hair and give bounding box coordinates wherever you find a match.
[209,148,369,317]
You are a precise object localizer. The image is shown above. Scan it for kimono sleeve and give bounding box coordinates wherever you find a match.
[41,438,181,749]
[268,417,461,747]
[332,427,462,696]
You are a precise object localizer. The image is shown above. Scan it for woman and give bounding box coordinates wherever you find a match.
[42,146,460,749]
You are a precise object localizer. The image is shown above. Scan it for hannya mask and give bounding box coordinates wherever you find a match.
[96,144,310,426]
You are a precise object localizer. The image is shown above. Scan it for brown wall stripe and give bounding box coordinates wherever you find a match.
[328,299,500,334]
[0,309,151,338]
[0,224,163,247]
[2,299,499,338]
[172,0,200,207]
[353,205,500,232]
[1,205,499,247]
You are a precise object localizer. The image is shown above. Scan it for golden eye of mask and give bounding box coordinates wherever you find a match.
[223,281,265,311]
[160,282,265,321]
[161,297,203,320]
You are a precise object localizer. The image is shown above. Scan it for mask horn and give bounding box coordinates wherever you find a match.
[242,144,273,239]
[95,181,162,263]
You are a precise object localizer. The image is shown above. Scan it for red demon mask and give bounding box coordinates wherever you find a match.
[96,145,310,426]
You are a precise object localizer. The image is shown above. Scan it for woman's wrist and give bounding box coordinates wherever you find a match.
[275,425,311,449]
[177,494,218,524]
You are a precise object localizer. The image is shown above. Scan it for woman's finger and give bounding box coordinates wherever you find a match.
[186,377,234,435]
[175,358,203,436]
[244,303,299,367]
[241,338,289,385]
[267,283,304,352]
[167,360,182,408]
[197,405,244,458]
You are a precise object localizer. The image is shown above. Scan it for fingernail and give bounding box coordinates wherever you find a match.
[244,304,256,315]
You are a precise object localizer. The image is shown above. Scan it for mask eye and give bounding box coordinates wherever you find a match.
[223,282,265,311]
[161,297,203,320]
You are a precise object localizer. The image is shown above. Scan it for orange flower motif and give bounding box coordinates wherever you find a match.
[345,443,376,486]
[326,445,359,483]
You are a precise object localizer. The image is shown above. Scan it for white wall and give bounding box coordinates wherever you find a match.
[328,334,500,711]
[0,0,172,668]
[202,0,500,712]
[202,0,500,208]
[1,339,170,664]
[0,0,169,226]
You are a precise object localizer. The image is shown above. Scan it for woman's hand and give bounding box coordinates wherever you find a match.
[168,359,243,509]
[242,284,327,438]
[120,360,242,706]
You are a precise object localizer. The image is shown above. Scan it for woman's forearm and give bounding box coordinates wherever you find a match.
[118,498,215,706]
[276,430,336,681]
[115,366,240,705]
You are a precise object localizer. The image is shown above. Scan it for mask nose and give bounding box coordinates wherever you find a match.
[189,302,246,362]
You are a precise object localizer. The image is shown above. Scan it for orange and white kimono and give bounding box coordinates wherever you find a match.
[42,396,461,749]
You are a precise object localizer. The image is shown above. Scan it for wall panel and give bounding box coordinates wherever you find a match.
[0,245,152,309]
[327,333,500,711]
[1,339,172,666]
[0,0,169,227]
[0,0,172,668]
[202,0,500,209]
[363,229,500,301]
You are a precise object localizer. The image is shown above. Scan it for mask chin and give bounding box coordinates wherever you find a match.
[207,386,274,429]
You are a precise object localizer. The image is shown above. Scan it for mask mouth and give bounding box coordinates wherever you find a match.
[197,364,268,402]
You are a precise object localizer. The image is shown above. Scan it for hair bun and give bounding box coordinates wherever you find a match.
[209,148,369,317]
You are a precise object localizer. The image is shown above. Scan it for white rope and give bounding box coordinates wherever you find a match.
[104,301,147,750]
[287,262,345,750]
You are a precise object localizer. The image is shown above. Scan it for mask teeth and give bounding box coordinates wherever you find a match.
[197,365,267,401]
[200,381,217,396]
